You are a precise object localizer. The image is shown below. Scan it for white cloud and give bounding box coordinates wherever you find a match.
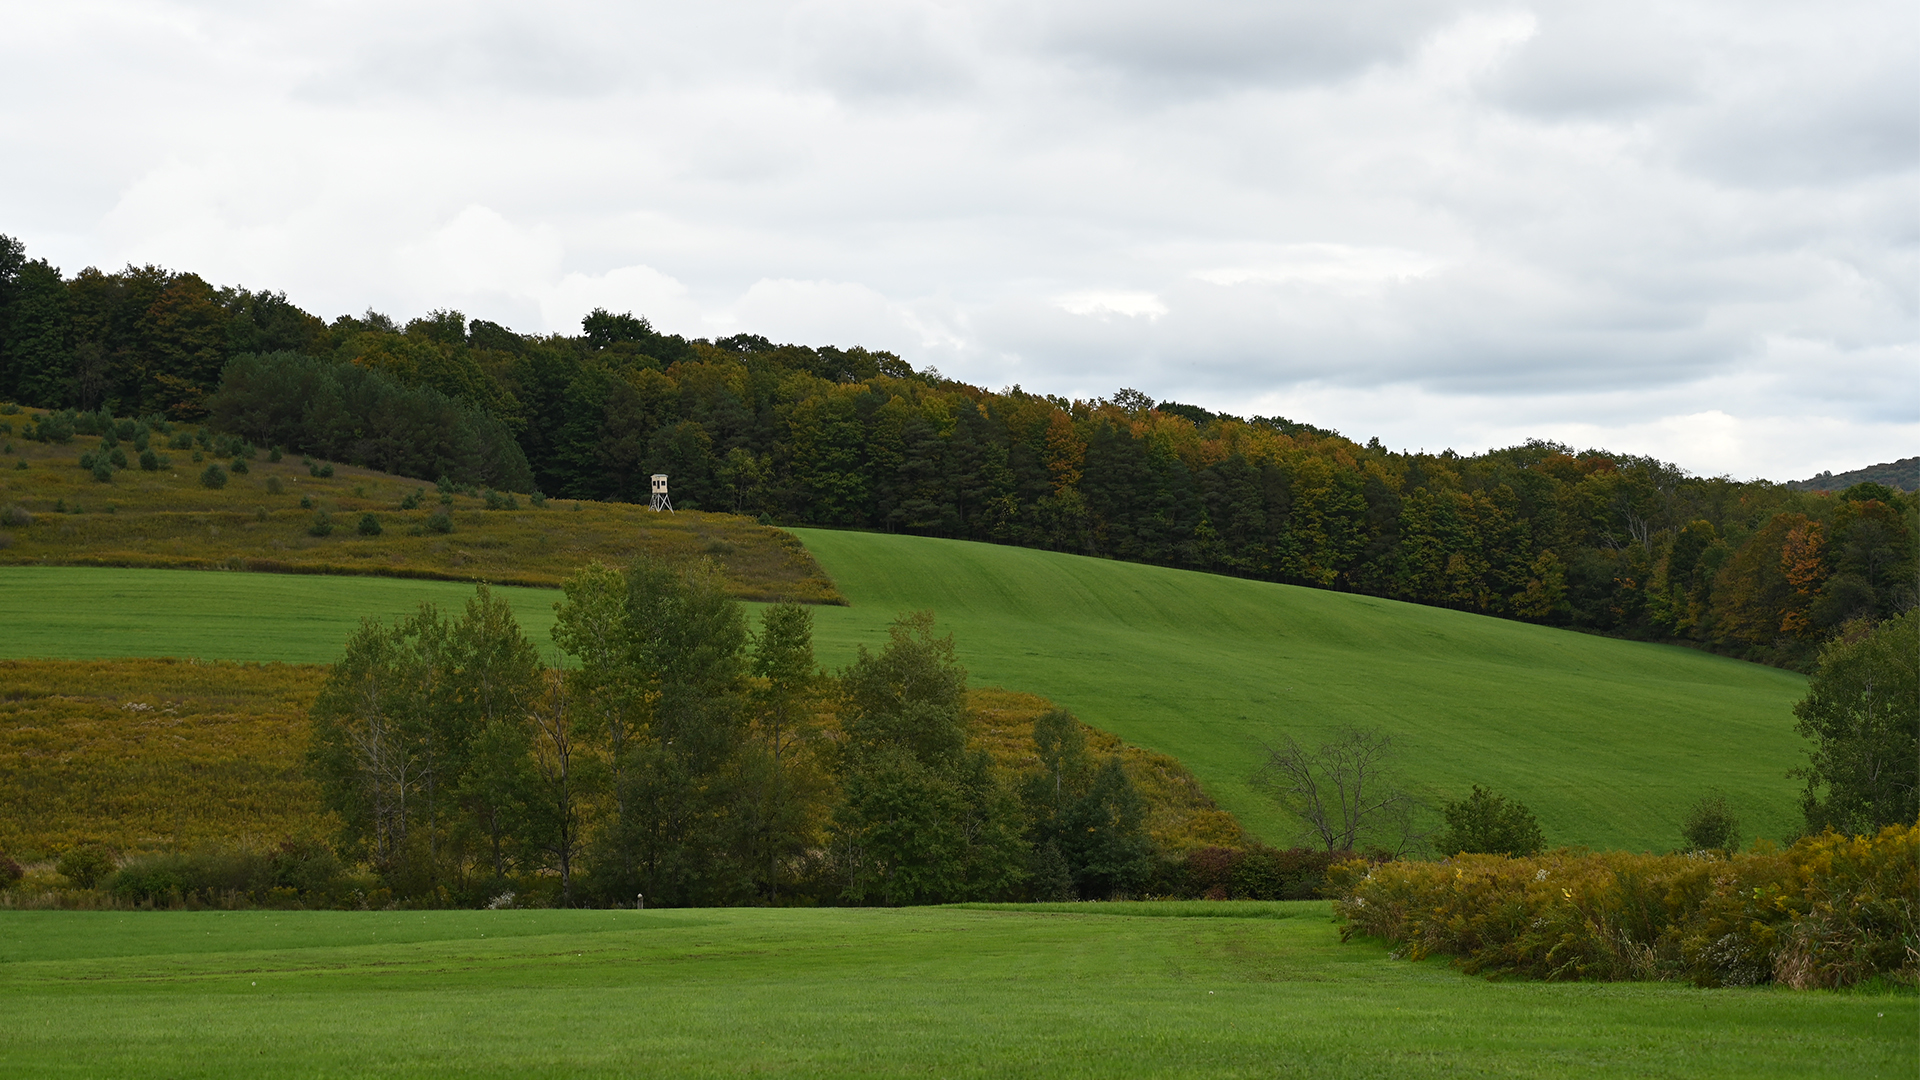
[0,0,1913,481]
[1054,291,1168,319]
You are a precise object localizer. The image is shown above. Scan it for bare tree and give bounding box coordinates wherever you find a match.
[1251,726,1426,855]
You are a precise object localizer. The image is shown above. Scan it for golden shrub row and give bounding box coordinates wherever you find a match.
[1328,825,1919,988]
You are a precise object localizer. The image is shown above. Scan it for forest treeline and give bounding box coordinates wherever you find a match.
[1,237,1912,668]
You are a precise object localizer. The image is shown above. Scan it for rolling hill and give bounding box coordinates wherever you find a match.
[787,530,1810,853]
[0,526,1812,854]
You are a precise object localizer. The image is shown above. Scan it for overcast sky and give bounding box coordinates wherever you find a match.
[3,1,1914,480]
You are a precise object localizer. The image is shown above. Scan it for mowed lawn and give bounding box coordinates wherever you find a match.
[787,530,1810,853]
[0,905,1909,1079]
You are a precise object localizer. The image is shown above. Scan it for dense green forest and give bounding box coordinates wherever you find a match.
[1,237,1912,668]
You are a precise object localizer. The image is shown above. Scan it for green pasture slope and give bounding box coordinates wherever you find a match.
[0,906,1908,1079]
[0,527,1808,852]
[0,566,567,665]
[787,530,1810,853]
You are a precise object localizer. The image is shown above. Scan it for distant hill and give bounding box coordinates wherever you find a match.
[1785,456,1919,492]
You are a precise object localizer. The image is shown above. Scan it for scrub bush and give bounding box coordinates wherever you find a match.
[200,464,228,489]
[1681,790,1741,852]
[106,842,348,908]
[57,843,118,889]
[357,513,382,536]
[308,511,333,537]
[1329,823,1919,988]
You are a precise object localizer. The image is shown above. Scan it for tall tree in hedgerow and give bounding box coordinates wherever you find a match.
[832,611,1026,904]
[554,555,755,906]
[742,602,828,902]
[1021,708,1152,900]
[307,586,544,900]
[1794,610,1918,835]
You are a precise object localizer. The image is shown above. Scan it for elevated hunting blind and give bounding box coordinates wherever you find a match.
[650,474,673,513]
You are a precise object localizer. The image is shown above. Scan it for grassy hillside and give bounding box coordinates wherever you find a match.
[787,530,1811,853]
[0,528,1813,853]
[0,413,839,602]
[0,907,1906,1078]
[0,567,567,665]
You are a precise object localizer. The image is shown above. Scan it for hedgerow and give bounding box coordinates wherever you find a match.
[1328,825,1919,988]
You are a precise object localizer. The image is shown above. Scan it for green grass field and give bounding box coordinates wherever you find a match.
[0,905,1908,1078]
[785,530,1811,853]
[0,566,570,666]
[0,522,1811,852]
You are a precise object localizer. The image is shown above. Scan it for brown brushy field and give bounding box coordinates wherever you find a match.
[0,662,1239,872]
[0,659,333,862]
[0,412,840,602]
[1329,828,1920,990]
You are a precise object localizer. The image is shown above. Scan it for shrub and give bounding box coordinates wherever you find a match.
[269,446,283,462]
[399,488,423,510]
[1681,790,1742,852]
[108,448,127,469]
[91,461,113,483]
[57,843,118,889]
[191,450,203,463]
[1434,785,1545,857]
[106,843,347,908]
[356,513,382,536]
[169,432,193,450]
[1328,823,1920,989]
[0,504,31,527]
[39,414,74,443]
[425,509,453,534]
[200,464,228,489]
[308,511,333,537]
[230,457,249,474]
[12,459,24,470]
[138,448,160,471]
[266,476,284,495]
[530,491,546,507]
[0,854,22,889]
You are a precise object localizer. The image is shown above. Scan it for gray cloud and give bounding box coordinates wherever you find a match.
[1028,0,1472,89]
[0,0,1912,479]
